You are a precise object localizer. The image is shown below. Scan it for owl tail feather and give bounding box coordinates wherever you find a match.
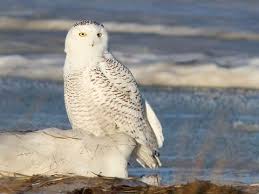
[134,145,161,169]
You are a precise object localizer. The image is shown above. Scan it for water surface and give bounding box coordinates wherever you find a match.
[1,78,259,184]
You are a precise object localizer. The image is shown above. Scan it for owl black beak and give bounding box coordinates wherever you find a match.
[91,41,95,47]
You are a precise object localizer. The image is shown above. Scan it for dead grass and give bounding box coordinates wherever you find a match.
[0,174,251,194]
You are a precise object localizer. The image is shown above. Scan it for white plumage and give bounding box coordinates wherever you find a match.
[64,20,164,169]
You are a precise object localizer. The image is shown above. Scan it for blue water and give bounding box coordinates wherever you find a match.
[1,78,259,184]
[2,0,259,32]
[0,0,259,57]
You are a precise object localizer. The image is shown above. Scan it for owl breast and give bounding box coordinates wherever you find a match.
[64,72,115,135]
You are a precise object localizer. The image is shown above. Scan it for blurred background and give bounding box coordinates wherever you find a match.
[1,0,259,184]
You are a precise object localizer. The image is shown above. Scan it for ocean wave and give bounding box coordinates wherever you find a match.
[1,53,259,89]
[233,121,259,132]
[0,55,63,81]
[1,17,259,41]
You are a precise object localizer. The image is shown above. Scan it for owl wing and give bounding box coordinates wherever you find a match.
[103,53,164,148]
[144,100,164,148]
[87,58,158,149]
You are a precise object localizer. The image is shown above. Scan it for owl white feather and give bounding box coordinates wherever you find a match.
[64,20,164,169]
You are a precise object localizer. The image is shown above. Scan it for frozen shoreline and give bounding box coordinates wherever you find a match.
[1,54,259,89]
[1,17,259,41]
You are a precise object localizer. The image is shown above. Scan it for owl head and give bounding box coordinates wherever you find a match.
[65,20,108,57]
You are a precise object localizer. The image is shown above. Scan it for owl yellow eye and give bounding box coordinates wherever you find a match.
[79,32,87,37]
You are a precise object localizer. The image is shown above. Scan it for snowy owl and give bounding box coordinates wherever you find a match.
[64,20,164,168]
